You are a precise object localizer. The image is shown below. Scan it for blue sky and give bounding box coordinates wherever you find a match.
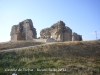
[0,0,100,42]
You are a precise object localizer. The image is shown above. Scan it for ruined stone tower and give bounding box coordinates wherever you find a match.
[10,19,37,41]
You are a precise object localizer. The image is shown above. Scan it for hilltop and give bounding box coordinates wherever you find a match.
[0,40,100,75]
[0,41,44,50]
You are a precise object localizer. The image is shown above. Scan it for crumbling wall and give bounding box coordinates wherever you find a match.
[10,19,37,41]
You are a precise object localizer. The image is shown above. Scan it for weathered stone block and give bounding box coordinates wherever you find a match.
[72,32,82,41]
[10,19,37,41]
[40,20,72,42]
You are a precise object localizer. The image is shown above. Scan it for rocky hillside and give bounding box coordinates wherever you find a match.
[0,40,100,75]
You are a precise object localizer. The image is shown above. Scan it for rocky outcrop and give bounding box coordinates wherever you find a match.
[72,32,82,41]
[10,19,37,41]
[40,20,72,42]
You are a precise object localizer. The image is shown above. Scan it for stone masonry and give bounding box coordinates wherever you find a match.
[10,19,82,42]
[72,32,82,41]
[40,20,72,42]
[10,19,37,41]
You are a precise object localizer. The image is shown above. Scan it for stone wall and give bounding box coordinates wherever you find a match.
[40,20,72,42]
[63,26,72,41]
[33,39,47,42]
[10,19,37,41]
[10,19,82,42]
[72,32,82,41]
[46,38,57,42]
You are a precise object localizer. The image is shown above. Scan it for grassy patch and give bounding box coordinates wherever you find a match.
[0,40,100,75]
[0,41,44,50]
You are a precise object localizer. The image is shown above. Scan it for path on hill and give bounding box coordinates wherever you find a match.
[0,42,56,52]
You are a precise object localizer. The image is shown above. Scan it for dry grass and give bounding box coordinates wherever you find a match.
[0,41,44,50]
[0,40,100,75]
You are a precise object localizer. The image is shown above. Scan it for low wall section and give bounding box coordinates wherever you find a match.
[33,39,47,42]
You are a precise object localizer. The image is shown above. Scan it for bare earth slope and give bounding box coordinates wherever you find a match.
[0,40,100,75]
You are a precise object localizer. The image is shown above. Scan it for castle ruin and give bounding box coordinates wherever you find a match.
[10,19,37,41]
[10,19,82,42]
